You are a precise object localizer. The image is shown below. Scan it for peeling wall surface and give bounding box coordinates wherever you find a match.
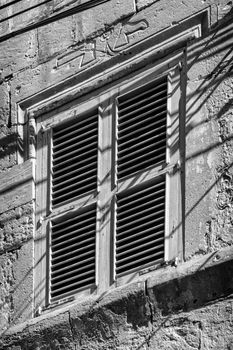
[0,0,233,349]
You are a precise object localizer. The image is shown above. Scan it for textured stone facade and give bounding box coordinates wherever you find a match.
[0,0,233,349]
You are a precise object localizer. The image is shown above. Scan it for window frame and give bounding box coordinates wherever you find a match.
[34,52,184,311]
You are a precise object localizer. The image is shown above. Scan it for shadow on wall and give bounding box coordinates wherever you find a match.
[0,6,233,337]
[0,0,110,42]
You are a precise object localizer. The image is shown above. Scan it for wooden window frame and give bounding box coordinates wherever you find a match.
[34,52,184,312]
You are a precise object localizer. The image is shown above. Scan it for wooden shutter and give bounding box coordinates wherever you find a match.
[116,76,168,276]
[50,205,96,301]
[117,76,167,179]
[116,178,165,275]
[52,111,98,207]
[49,110,98,301]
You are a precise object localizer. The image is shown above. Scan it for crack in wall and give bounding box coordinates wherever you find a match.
[144,280,154,326]
[68,310,77,350]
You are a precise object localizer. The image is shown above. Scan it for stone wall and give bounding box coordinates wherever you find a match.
[0,0,233,348]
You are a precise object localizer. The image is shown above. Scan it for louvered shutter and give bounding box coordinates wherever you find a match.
[117,76,167,179]
[50,205,96,301]
[50,110,98,301]
[116,76,168,276]
[52,111,98,207]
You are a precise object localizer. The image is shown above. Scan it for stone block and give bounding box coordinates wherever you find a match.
[0,252,17,334]
[73,0,135,42]
[37,16,75,64]
[185,19,233,257]
[0,83,9,125]
[0,202,33,254]
[0,130,17,172]
[0,160,34,214]
[11,241,34,326]
[0,242,33,335]
[0,0,51,38]
[136,0,232,25]
[1,249,233,349]
[146,247,233,317]
[0,30,38,76]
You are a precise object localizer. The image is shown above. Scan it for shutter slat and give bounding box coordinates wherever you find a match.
[52,222,95,242]
[117,144,166,178]
[118,115,166,142]
[53,140,97,165]
[118,122,166,149]
[118,132,166,160]
[117,180,165,204]
[116,250,164,273]
[118,104,167,130]
[52,110,98,207]
[51,276,94,298]
[52,182,96,207]
[119,95,167,122]
[52,260,95,280]
[118,96,167,121]
[117,208,164,232]
[118,79,167,109]
[53,122,97,148]
[117,194,165,220]
[117,202,164,226]
[52,236,95,257]
[117,228,164,245]
[117,233,164,251]
[52,206,96,230]
[53,130,98,157]
[52,239,95,263]
[50,204,96,299]
[52,229,94,248]
[117,76,167,179]
[116,178,165,276]
[52,248,95,270]
[117,188,165,212]
[117,241,164,258]
[53,113,97,140]
[53,160,97,185]
[53,151,97,172]
[51,267,96,288]
[51,256,95,276]
[52,172,96,194]
[117,221,164,239]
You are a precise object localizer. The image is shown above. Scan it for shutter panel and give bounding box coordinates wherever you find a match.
[52,110,98,207]
[50,110,98,301]
[50,205,96,301]
[116,76,168,276]
[116,178,165,275]
[117,76,167,179]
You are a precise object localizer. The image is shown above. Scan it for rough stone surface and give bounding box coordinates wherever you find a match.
[0,0,233,348]
[0,203,33,254]
[0,161,34,214]
[0,249,233,349]
[185,18,233,257]
[0,241,33,334]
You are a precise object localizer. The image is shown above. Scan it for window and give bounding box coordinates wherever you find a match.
[34,55,183,309]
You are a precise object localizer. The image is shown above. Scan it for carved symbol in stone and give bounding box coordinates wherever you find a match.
[56,19,148,71]
[114,20,148,50]
[81,41,96,66]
